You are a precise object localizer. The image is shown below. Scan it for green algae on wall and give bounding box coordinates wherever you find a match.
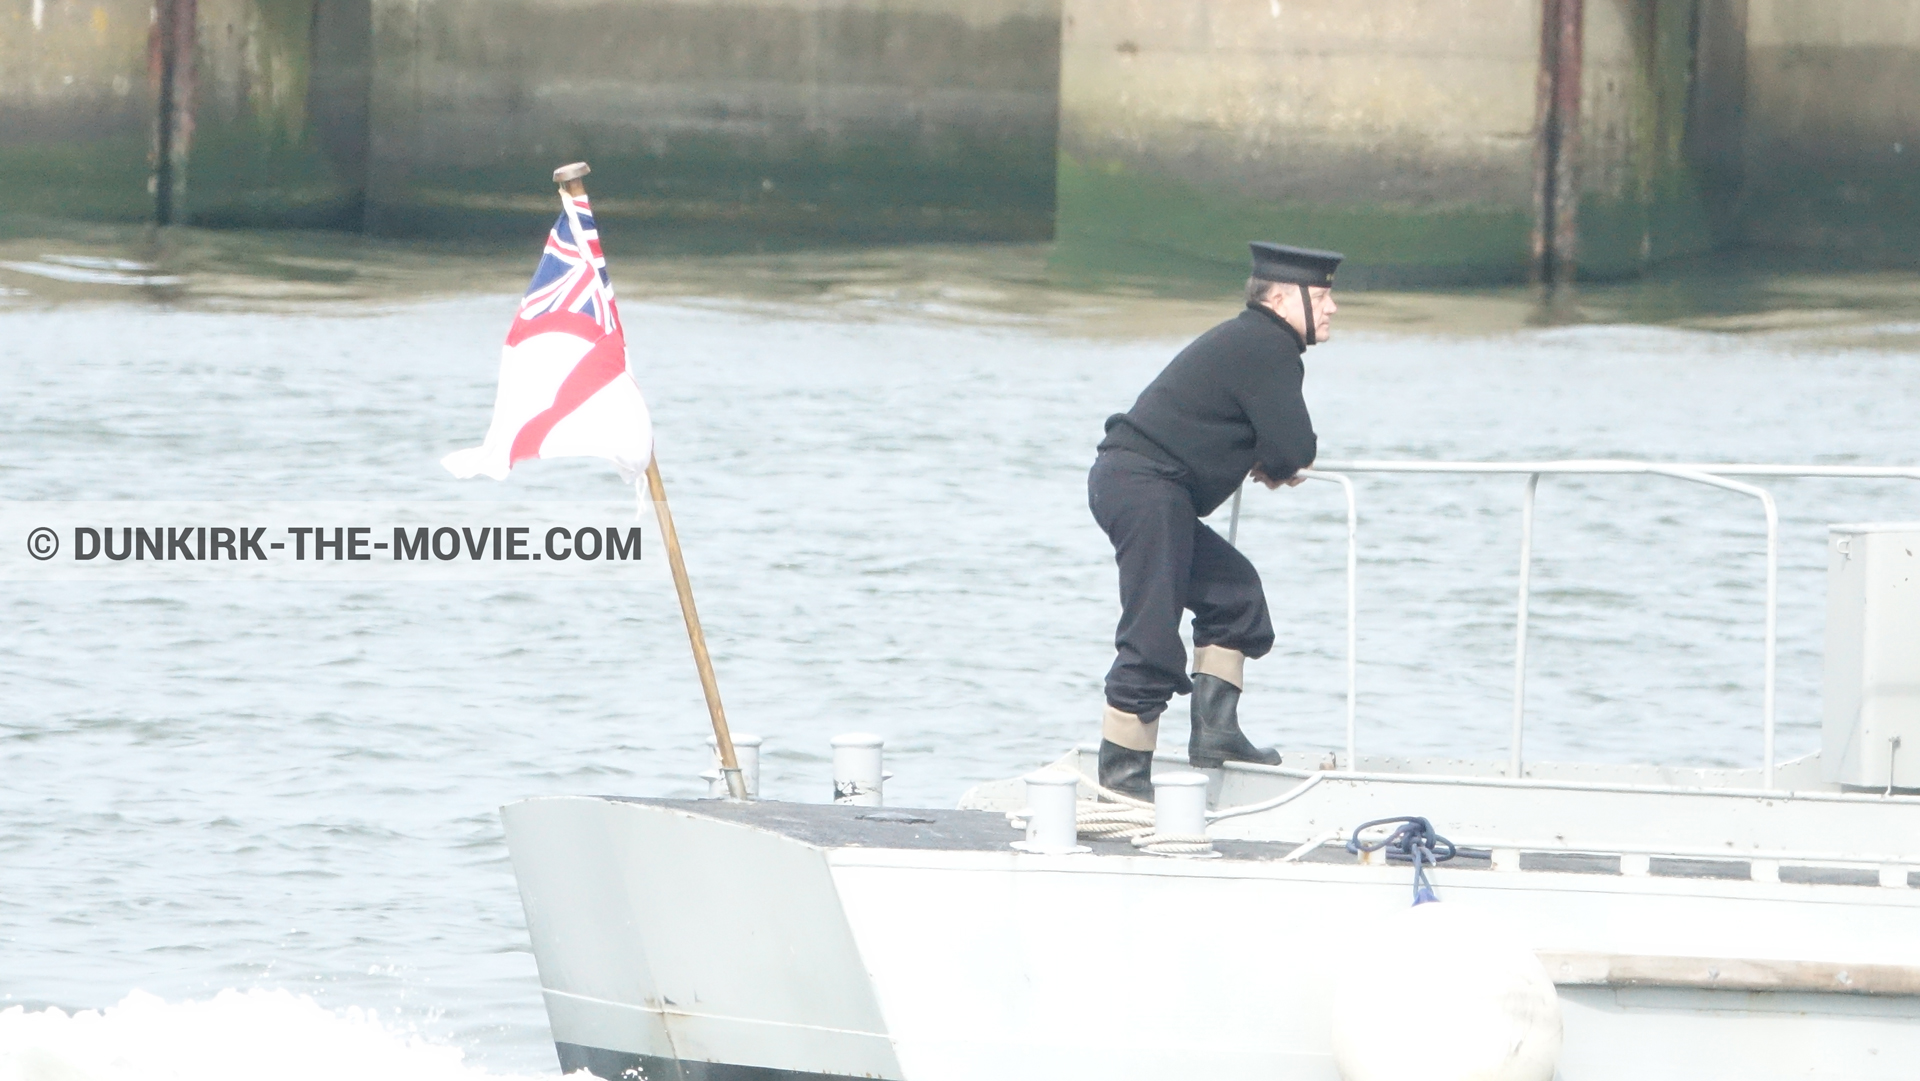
[367,129,1060,247]
[1735,2,1920,262]
[1053,0,1545,287]
[0,0,370,230]
[365,0,1061,245]
[1054,0,1720,287]
[182,0,369,228]
[1576,0,1714,278]
[1053,155,1536,291]
[0,136,156,228]
[10,0,1919,274]
[0,0,158,226]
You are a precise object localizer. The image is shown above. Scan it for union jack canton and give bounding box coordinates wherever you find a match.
[518,194,621,336]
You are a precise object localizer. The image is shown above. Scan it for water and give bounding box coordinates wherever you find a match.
[3,228,1920,1077]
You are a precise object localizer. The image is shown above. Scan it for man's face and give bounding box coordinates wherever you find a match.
[1310,286,1336,343]
[1269,284,1337,344]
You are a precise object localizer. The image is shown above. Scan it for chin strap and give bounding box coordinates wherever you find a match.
[1299,283,1316,346]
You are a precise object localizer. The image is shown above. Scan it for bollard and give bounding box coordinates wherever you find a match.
[708,733,762,799]
[1011,769,1089,854]
[831,733,885,806]
[1153,771,1210,838]
[701,769,726,799]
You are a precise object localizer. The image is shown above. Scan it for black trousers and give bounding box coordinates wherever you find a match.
[1088,448,1275,722]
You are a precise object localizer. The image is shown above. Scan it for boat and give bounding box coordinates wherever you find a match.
[503,460,1920,1081]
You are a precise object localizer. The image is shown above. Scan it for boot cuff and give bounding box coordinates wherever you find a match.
[1101,705,1160,751]
[1191,644,1246,689]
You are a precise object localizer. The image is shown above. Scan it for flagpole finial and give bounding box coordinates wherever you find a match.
[553,162,591,194]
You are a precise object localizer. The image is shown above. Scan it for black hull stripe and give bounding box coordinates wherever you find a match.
[556,1042,880,1081]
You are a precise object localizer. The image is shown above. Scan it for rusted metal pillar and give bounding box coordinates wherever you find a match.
[1531,0,1583,286]
[1530,0,1556,282]
[1552,0,1583,285]
[147,0,196,225]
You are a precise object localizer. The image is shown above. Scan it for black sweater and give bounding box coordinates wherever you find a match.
[1099,305,1317,516]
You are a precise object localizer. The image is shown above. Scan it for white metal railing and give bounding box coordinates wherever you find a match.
[1228,475,1359,769]
[1227,460,1920,790]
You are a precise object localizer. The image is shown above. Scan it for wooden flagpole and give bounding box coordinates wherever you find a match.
[553,161,748,801]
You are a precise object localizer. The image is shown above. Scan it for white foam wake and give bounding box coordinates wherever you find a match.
[0,989,569,1081]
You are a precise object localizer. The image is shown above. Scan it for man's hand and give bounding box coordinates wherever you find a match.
[1249,466,1307,490]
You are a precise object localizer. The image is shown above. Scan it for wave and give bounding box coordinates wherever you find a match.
[0,989,576,1081]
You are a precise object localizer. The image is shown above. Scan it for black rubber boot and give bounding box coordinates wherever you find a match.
[1097,739,1155,802]
[1188,673,1281,769]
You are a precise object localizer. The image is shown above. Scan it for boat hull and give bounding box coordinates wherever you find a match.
[505,795,1920,1081]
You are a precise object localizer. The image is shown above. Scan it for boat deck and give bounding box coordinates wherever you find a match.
[609,796,1920,884]
[612,796,1503,867]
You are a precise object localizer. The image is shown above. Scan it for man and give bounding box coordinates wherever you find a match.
[1088,242,1341,800]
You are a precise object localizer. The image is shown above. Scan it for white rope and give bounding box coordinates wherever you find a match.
[1072,803,1154,839]
[1131,832,1219,856]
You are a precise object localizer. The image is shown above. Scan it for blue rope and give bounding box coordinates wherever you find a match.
[1346,816,1457,905]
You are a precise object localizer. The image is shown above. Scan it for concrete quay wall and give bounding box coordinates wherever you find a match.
[365,0,1060,242]
[1057,0,1920,285]
[1736,0,1920,258]
[1055,0,1707,285]
[0,0,1059,241]
[1,0,374,228]
[0,0,156,222]
[5,0,1920,273]
[181,0,372,228]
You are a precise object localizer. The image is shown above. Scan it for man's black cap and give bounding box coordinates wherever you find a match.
[1249,242,1343,286]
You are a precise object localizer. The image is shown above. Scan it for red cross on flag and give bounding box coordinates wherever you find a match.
[443,190,653,482]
